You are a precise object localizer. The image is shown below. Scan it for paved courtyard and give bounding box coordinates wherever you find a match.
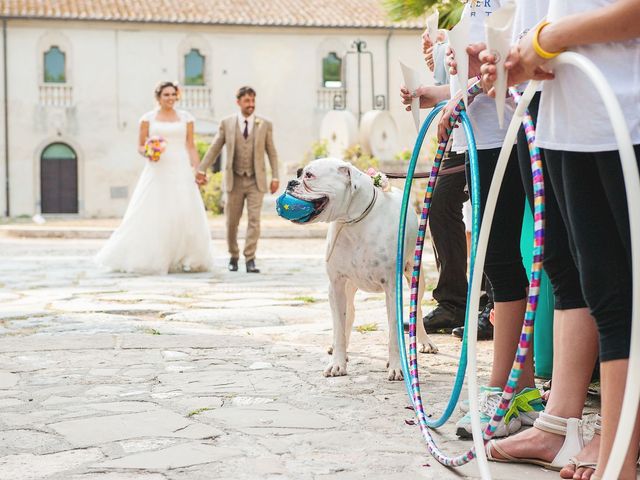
[0,232,563,479]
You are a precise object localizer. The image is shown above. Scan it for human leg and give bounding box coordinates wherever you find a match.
[243,177,265,262]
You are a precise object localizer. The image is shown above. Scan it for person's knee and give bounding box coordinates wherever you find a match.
[484,261,528,302]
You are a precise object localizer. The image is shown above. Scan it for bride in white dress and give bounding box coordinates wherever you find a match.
[96,81,214,274]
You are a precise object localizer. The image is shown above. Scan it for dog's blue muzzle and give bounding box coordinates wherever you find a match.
[276,191,316,223]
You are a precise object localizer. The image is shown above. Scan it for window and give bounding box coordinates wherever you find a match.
[42,143,76,160]
[44,46,66,83]
[184,49,205,86]
[322,52,342,88]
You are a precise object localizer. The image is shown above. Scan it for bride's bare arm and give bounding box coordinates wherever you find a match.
[186,122,199,169]
[138,121,149,157]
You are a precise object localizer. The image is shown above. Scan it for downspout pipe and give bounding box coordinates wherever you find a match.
[3,19,9,217]
[385,29,393,110]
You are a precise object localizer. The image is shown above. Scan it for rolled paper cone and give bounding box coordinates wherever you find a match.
[448,14,470,108]
[426,10,439,42]
[400,62,421,132]
[485,1,516,128]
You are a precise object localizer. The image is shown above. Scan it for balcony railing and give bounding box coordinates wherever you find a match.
[181,86,212,110]
[39,84,73,107]
[317,87,347,110]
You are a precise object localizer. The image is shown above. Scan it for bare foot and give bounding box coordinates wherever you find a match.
[560,433,600,480]
[488,423,565,463]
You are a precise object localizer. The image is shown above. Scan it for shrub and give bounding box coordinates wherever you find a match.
[200,172,224,215]
[343,144,379,171]
[195,135,224,215]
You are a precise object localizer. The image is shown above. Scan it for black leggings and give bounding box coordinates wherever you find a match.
[466,147,529,302]
[544,145,640,362]
[517,93,587,310]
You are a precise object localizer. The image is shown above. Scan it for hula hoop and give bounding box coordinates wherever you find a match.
[396,81,547,468]
[466,52,640,480]
[396,87,480,431]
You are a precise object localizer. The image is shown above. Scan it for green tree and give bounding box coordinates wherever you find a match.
[383,0,466,29]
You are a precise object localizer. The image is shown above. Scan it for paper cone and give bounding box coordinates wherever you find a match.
[448,14,470,108]
[426,9,439,40]
[485,1,516,128]
[400,62,421,131]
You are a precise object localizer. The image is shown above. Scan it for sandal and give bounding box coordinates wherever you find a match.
[485,411,585,471]
[564,414,600,475]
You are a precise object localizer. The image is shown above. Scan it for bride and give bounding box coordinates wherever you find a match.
[96,81,214,274]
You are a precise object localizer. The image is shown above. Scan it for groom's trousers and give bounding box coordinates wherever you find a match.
[226,173,264,261]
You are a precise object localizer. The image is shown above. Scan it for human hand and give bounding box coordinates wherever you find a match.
[480,26,556,97]
[195,171,208,186]
[437,94,462,143]
[447,42,485,78]
[270,179,280,194]
[400,85,440,110]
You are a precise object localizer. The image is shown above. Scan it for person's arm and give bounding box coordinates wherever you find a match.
[539,0,640,52]
[400,84,450,111]
[196,122,226,184]
[265,122,279,194]
[138,121,149,158]
[432,42,450,86]
[186,122,199,169]
[480,0,640,95]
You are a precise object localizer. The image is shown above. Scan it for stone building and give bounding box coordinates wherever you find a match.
[0,0,426,217]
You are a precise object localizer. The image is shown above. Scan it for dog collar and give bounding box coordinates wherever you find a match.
[342,187,378,225]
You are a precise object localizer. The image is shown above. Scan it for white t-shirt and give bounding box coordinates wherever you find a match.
[536,0,640,152]
[453,0,516,152]
[512,0,550,42]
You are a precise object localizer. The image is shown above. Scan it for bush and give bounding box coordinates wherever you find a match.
[394,148,412,162]
[195,135,224,215]
[343,144,379,172]
[200,171,224,215]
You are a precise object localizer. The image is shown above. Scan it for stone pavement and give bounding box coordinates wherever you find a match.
[0,236,563,480]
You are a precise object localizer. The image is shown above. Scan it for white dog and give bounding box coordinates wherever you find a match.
[285,158,438,381]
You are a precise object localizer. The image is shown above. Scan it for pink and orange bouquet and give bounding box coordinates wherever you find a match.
[144,136,167,162]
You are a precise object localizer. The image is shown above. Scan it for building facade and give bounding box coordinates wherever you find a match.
[0,1,427,217]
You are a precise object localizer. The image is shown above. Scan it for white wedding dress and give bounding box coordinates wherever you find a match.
[96,109,214,274]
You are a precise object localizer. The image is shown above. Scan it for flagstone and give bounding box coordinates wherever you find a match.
[94,442,242,470]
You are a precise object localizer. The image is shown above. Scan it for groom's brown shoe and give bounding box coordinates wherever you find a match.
[246,259,260,273]
[228,258,239,272]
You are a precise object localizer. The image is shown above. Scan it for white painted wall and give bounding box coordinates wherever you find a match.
[4,20,429,217]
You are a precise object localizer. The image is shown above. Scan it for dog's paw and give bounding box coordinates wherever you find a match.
[419,342,438,354]
[387,367,404,381]
[323,361,347,377]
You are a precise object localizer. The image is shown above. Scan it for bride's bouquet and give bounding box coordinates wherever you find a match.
[144,136,167,162]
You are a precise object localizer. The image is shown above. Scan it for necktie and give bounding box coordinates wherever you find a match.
[243,120,248,140]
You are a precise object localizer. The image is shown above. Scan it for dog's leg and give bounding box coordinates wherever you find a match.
[344,281,357,352]
[384,286,404,381]
[406,265,438,354]
[324,278,348,377]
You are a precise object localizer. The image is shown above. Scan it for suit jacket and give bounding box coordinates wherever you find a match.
[199,114,279,193]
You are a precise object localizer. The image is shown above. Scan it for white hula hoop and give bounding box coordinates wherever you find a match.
[466,51,640,480]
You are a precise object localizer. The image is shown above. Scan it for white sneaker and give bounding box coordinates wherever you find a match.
[456,386,522,439]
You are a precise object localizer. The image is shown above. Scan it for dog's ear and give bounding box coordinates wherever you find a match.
[296,167,303,178]
[338,164,358,194]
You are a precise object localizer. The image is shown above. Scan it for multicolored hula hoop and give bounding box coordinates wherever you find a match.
[395,82,546,467]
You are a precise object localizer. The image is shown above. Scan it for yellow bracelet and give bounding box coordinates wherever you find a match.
[532,21,563,60]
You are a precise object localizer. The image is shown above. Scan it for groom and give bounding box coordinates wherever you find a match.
[196,86,279,273]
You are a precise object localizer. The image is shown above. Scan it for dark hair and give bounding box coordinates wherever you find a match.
[155,81,180,100]
[236,86,256,99]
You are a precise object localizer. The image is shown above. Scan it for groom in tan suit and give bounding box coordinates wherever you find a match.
[196,86,279,273]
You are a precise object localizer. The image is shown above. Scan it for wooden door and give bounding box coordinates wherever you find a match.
[40,143,78,214]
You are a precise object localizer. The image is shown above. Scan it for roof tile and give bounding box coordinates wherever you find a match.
[1,0,424,28]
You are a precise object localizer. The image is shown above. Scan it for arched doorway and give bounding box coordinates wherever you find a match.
[40,143,78,214]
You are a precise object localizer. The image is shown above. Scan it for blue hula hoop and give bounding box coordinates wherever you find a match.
[395,105,480,428]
